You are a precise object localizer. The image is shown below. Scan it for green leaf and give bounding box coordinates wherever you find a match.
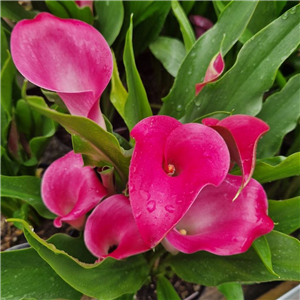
[123,16,152,131]
[46,1,94,24]
[10,218,150,300]
[41,89,68,112]
[160,1,258,118]
[156,275,181,300]
[1,247,82,300]
[252,236,278,276]
[0,175,55,219]
[217,282,244,300]
[94,1,124,46]
[110,51,128,120]
[256,74,300,158]
[181,1,195,15]
[1,24,8,67]
[1,1,36,21]
[0,146,19,176]
[249,153,300,183]
[269,197,300,234]
[169,231,300,286]
[171,0,195,52]
[149,37,186,77]
[182,4,300,123]
[25,95,130,184]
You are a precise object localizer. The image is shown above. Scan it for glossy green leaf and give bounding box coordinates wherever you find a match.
[1,24,8,66]
[182,4,300,123]
[217,282,244,300]
[94,1,124,46]
[0,175,55,219]
[169,231,300,286]
[269,197,300,234]
[0,146,19,176]
[149,37,186,77]
[252,236,278,276]
[157,275,181,300]
[256,74,300,158]
[41,89,68,112]
[275,1,287,15]
[1,247,82,300]
[181,1,195,15]
[171,0,195,52]
[251,153,300,183]
[110,51,128,120]
[25,95,130,184]
[160,1,258,118]
[123,16,152,131]
[10,218,150,300]
[0,1,36,21]
[46,1,93,24]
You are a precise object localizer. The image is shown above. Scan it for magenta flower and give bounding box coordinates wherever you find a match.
[41,151,107,229]
[11,13,112,129]
[75,1,93,12]
[164,174,274,255]
[189,15,214,39]
[202,115,269,190]
[84,195,150,260]
[129,116,230,248]
[195,53,225,95]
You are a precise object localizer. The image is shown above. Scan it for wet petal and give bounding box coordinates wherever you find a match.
[195,53,224,95]
[11,12,112,128]
[84,195,150,260]
[203,115,269,189]
[41,151,107,229]
[165,174,274,255]
[129,116,230,248]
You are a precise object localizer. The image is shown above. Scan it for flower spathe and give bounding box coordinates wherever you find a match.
[129,116,230,248]
[41,151,107,229]
[11,12,112,129]
[165,174,274,255]
[75,1,93,12]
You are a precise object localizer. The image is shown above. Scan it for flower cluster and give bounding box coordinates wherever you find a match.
[11,13,274,261]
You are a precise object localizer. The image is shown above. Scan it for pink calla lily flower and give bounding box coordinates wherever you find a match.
[42,151,107,229]
[202,115,269,191]
[189,15,214,39]
[195,53,225,95]
[129,116,230,248]
[11,12,112,129]
[164,174,274,255]
[84,195,150,260]
[75,1,94,12]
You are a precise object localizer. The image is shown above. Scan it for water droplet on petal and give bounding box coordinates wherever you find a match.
[147,200,156,213]
[165,205,175,213]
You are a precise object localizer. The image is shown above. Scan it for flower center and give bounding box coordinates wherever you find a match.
[179,229,187,235]
[166,164,176,176]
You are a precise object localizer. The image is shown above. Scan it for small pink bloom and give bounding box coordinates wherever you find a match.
[129,116,230,248]
[195,53,225,95]
[202,115,269,190]
[75,1,93,12]
[84,195,150,260]
[41,151,107,229]
[189,15,214,39]
[165,174,274,255]
[11,13,112,129]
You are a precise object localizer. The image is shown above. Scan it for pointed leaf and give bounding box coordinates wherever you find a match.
[183,4,300,122]
[160,1,258,118]
[169,231,300,286]
[157,275,181,300]
[217,283,244,300]
[9,218,150,300]
[123,16,152,131]
[1,175,55,219]
[171,0,195,52]
[269,197,300,234]
[0,1,36,21]
[256,74,300,158]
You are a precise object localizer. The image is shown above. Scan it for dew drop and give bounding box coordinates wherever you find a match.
[176,104,183,112]
[188,70,192,75]
[290,7,296,14]
[282,13,288,20]
[165,205,175,213]
[147,200,156,213]
[194,98,201,107]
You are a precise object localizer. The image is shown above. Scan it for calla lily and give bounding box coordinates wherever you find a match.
[11,12,112,129]
[75,1,93,12]
[195,53,225,95]
[164,174,274,255]
[41,151,107,229]
[129,116,230,248]
[189,15,214,39]
[202,115,269,190]
[84,195,150,260]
